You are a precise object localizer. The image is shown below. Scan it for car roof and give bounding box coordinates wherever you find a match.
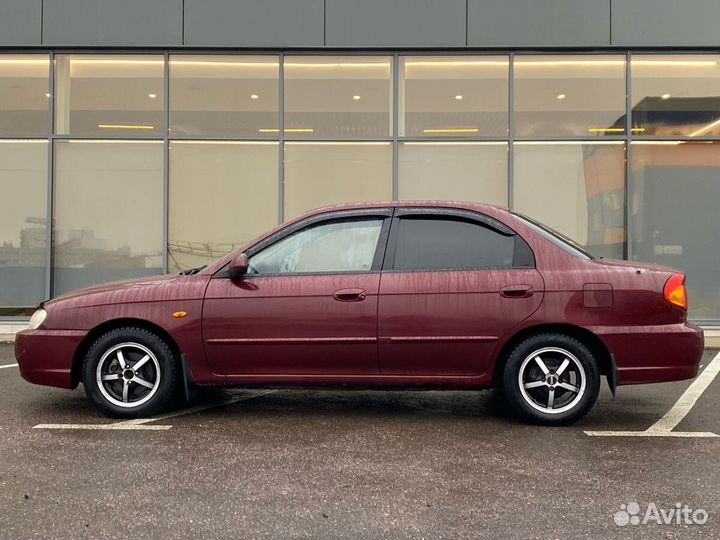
[292,200,509,221]
[204,201,513,275]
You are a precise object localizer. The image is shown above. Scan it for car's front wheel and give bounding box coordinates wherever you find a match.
[82,327,178,418]
[502,333,600,424]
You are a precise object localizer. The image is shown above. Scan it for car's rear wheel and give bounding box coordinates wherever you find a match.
[82,327,178,418]
[502,333,600,425]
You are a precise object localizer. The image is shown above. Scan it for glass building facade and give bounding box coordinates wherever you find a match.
[1,52,720,323]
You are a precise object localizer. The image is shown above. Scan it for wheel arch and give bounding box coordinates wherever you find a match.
[71,318,181,388]
[491,323,612,386]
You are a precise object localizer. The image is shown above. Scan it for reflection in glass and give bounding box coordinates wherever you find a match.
[283,142,392,220]
[514,142,625,259]
[53,141,163,295]
[170,56,279,137]
[400,56,508,137]
[169,141,279,273]
[631,55,720,137]
[514,55,626,137]
[631,141,720,321]
[399,142,507,205]
[284,56,392,138]
[249,219,382,274]
[54,55,164,136]
[0,140,47,315]
[0,55,50,136]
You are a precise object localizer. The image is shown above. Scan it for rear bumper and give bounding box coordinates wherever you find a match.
[592,323,704,385]
[14,329,86,389]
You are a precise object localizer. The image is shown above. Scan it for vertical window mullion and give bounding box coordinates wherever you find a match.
[508,52,515,211]
[163,52,170,274]
[392,53,399,200]
[279,53,285,225]
[625,51,633,261]
[47,52,55,299]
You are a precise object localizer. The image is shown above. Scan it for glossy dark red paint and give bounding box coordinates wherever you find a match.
[15,201,704,393]
[377,268,544,376]
[203,272,382,375]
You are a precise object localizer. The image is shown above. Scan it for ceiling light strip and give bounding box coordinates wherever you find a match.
[514,141,626,146]
[171,140,279,145]
[422,128,480,134]
[98,124,155,130]
[284,142,391,146]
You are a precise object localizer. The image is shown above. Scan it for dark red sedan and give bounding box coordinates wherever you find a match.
[15,202,703,424]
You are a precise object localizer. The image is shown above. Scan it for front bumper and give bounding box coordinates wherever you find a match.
[592,322,704,385]
[15,329,87,389]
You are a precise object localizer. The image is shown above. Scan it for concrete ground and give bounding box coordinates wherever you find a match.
[1,344,719,540]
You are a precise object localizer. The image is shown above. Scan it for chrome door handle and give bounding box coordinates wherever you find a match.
[333,288,367,302]
[500,285,533,298]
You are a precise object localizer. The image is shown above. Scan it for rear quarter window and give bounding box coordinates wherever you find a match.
[511,212,595,261]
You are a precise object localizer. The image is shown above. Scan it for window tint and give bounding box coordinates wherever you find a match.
[391,217,524,271]
[248,218,383,275]
[512,212,595,260]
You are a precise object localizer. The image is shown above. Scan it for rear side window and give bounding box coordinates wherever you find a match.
[390,217,533,271]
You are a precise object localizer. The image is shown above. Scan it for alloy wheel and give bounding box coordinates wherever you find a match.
[517,346,586,414]
[95,342,161,408]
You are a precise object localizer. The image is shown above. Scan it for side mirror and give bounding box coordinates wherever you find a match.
[229,252,248,278]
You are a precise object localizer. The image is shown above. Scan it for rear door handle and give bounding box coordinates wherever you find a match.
[500,285,534,298]
[333,288,367,302]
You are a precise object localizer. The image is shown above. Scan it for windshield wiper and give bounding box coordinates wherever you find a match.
[180,265,207,276]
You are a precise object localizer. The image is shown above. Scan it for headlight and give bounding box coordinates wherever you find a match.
[28,308,47,330]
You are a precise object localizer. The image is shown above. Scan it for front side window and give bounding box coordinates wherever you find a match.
[391,217,529,271]
[248,218,383,275]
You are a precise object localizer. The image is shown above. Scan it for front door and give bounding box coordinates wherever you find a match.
[203,211,391,376]
[378,209,544,376]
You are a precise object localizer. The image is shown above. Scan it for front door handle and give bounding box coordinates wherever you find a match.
[500,285,534,298]
[333,288,367,302]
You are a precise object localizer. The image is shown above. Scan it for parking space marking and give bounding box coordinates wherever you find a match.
[0,363,18,369]
[586,351,720,438]
[583,430,718,437]
[31,423,173,431]
[33,390,277,431]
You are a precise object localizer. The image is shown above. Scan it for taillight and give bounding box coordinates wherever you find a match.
[664,273,688,309]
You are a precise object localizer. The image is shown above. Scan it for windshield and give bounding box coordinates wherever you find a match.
[511,212,596,260]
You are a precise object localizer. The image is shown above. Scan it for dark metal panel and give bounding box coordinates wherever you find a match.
[612,0,720,46]
[184,0,324,47]
[0,0,42,45]
[468,0,611,47]
[325,0,466,47]
[42,0,183,46]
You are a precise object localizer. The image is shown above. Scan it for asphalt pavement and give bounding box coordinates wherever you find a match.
[1,344,719,540]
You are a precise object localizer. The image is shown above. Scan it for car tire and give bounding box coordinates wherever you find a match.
[501,333,600,425]
[82,327,178,418]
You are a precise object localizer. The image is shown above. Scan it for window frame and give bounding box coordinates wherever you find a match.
[53,53,166,138]
[215,208,394,278]
[283,55,394,140]
[382,207,535,273]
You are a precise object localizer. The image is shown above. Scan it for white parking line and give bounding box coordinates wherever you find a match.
[33,390,277,431]
[0,363,18,369]
[585,351,720,438]
[584,430,718,437]
[32,423,173,431]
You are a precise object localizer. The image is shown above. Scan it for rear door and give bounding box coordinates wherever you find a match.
[378,208,544,376]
